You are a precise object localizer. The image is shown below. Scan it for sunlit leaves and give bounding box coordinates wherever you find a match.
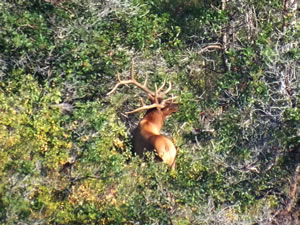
[0,0,298,224]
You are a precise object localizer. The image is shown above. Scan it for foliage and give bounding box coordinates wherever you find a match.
[0,0,299,224]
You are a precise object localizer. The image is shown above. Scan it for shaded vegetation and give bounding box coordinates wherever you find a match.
[0,0,299,224]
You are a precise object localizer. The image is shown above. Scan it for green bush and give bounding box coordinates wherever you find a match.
[0,0,298,224]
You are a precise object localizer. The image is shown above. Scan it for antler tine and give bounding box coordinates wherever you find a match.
[130,59,136,80]
[126,94,177,114]
[117,73,121,82]
[107,60,156,97]
[128,59,155,97]
[125,103,163,114]
[139,97,145,106]
[107,59,178,114]
[126,90,164,114]
[143,73,149,87]
[162,81,172,96]
[107,73,122,96]
[161,95,177,105]
[156,80,166,94]
[154,83,158,97]
[154,83,160,105]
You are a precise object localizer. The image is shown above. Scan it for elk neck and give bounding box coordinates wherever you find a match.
[139,109,165,139]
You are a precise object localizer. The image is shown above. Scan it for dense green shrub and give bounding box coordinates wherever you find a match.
[0,0,299,224]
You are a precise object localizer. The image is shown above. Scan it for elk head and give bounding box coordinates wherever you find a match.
[107,60,179,170]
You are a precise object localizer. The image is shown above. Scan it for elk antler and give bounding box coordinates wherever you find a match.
[107,61,154,97]
[107,60,177,114]
[126,84,177,114]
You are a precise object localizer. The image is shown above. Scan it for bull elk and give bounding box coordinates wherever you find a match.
[107,61,179,170]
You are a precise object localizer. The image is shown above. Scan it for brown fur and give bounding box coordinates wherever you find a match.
[133,103,178,170]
